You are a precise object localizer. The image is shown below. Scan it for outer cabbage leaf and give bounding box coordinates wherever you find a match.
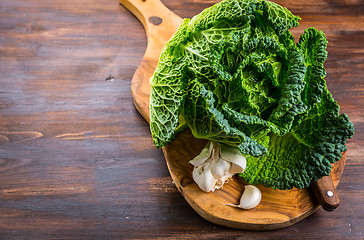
[241,89,354,189]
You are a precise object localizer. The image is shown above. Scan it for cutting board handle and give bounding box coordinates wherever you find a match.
[119,0,183,121]
[120,0,183,50]
[311,175,340,211]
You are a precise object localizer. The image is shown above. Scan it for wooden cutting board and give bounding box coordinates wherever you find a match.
[120,0,345,230]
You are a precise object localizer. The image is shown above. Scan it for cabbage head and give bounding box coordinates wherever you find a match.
[149,0,354,189]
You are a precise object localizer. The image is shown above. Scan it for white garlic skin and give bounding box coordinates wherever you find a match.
[225,185,262,210]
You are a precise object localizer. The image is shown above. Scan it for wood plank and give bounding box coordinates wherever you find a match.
[0,0,363,238]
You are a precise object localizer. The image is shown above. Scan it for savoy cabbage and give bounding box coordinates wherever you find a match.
[149,0,354,189]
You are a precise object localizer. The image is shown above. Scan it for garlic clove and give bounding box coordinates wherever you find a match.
[225,185,262,210]
[210,157,231,179]
[189,141,213,166]
[239,185,262,209]
[192,165,217,192]
[220,143,246,173]
[229,162,245,175]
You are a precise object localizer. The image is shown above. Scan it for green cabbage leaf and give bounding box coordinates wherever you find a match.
[149,0,354,189]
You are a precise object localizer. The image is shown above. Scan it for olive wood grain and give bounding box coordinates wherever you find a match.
[120,0,346,230]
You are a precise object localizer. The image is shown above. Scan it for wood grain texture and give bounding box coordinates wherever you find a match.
[123,0,346,230]
[0,0,363,238]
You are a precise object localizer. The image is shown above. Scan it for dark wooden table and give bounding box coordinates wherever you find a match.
[0,0,363,239]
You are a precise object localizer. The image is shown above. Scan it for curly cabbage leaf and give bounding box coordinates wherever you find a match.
[149,0,354,189]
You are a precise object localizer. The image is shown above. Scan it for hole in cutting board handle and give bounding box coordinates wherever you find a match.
[148,16,163,25]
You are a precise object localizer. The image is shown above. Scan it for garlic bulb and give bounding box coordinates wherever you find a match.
[189,141,246,192]
[225,185,262,209]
